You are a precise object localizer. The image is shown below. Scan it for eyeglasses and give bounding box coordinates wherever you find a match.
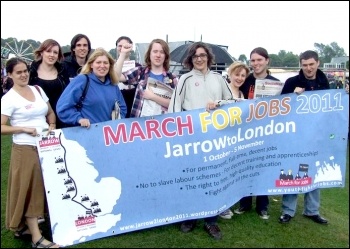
[192,53,207,60]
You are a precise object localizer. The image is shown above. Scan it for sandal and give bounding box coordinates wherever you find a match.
[14,225,31,240]
[14,225,43,241]
[32,236,59,248]
[38,216,46,224]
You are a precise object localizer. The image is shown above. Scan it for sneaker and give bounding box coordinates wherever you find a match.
[204,223,222,240]
[219,209,233,219]
[180,220,196,233]
[258,210,270,220]
[234,206,250,215]
[38,216,45,224]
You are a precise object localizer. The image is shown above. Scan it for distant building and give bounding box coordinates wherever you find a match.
[323,56,349,81]
[323,56,349,69]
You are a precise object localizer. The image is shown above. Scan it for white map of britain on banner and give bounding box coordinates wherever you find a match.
[38,136,121,244]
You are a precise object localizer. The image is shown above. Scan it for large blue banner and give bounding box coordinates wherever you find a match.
[36,89,349,247]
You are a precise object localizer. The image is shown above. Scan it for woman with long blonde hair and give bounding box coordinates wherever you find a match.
[57,48,126,128]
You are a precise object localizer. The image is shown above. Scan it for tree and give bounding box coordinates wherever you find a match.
[61,45,70,56]
[277,50,300,67]
[109,49,136,60]
[269,54,282,67]
[270,51,298,67]
[314,42,347,65]
[27,39,40,50]
[2,37,347,69]
[282,53,299,67]
[238,54,247,64]
[278,50,287,61]
[109,49,116,59]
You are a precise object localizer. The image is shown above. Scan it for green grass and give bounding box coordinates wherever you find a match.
[1,135,349,248]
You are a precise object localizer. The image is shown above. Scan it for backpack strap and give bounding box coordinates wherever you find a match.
[166,72,176,88]
[34,85,42,96]
[75,75,90,111]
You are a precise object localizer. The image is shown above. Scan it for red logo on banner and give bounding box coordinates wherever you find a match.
[39,138,60,147]
[75,216,96,227]
[275,177,312,187]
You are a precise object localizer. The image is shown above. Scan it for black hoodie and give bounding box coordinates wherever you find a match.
[62,55,82,79]
[282,69,329,94]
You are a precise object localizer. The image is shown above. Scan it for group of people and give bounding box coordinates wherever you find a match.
[0,34,95,248]
[175,47,332,240]
[1,33,339,246]
[0,34,179,247]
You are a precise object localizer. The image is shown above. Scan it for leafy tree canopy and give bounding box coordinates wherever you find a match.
[1,38,347,68]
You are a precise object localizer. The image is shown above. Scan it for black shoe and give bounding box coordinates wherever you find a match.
[204,223,222,240]
[303,214,328,224]
[180,220,197,233]
[279,214,292,223]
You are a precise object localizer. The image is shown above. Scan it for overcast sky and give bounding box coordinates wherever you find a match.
[1,1,349,59]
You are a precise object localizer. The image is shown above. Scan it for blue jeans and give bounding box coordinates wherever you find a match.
[240,195,269,212]
[282,189,320,216]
